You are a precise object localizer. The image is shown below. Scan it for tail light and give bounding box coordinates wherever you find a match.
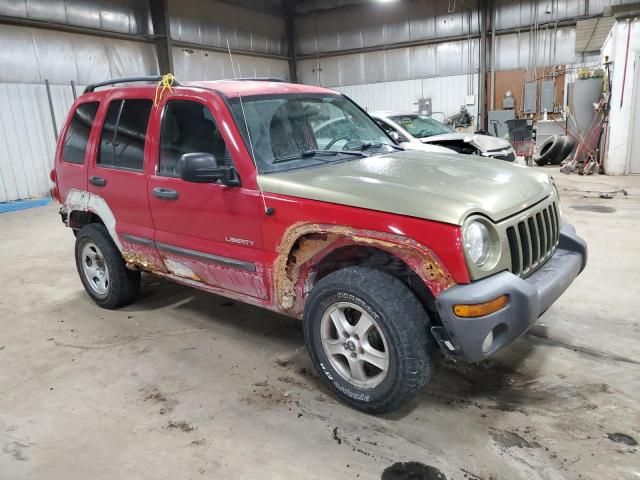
[49,169,60,202]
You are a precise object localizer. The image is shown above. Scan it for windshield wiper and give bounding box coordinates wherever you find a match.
[354,141,404,152]
[274,149,367,163]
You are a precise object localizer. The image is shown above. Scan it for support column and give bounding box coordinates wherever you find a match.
[148,0,173,74]
[478,0,488,131]
[283,0,298,83]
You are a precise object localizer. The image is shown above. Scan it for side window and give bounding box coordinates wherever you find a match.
[159,100,230,177]
[62,102,99,164]
[98,99,152,171]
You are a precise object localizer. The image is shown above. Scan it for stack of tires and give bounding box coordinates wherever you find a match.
[533,135,577,166]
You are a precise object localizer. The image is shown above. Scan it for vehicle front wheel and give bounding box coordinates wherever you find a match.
[303,266,432,414]
[75,223,140,309]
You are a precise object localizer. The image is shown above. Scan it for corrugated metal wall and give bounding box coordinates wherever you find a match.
[168,0,287,57]
[0,25,159,85]
[0,0,289,202]
[0,0,153,35]
[173,47,289,81]
[294,0,639,88]
[335,74,480,121]
[0,83,79,202]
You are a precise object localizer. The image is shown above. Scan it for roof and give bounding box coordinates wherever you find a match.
[81,79,339,99]
[183,80,338,98]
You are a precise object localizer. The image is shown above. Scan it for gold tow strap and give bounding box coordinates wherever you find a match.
[154,73,177,106]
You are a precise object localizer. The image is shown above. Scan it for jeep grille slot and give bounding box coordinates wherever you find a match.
[507,201,560,277]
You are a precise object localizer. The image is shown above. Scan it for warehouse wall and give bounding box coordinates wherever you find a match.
[0,0,288,203]
[0,25,159,202]
[168,0,288,58]
[0,0,153,35]
[173,47,289,81]
[0,83,80,203]
[294,0,639,121]
[335,74,480,122]
[602,19,640,175]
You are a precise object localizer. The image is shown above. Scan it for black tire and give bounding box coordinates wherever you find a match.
[552,135,577,165]
[533,135,563,166]
[75,223,140,309]
[303,266,431,414]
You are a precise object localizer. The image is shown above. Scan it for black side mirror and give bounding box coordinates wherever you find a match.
[179,153,240,186]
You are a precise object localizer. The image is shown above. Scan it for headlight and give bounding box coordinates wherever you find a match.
[464,221,490,266]
[551,181,563,223]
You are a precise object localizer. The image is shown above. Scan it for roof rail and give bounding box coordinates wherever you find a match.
[83,76,180,94]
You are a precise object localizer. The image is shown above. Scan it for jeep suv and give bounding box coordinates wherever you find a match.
[51,76,587,413]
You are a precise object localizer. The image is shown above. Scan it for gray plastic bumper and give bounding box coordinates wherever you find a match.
[432,223,587,362]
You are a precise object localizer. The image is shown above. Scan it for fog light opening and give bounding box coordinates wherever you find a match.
[481,330,494,354]
[482,323,509,355]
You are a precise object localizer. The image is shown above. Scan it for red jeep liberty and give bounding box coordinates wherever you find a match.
[51,76,587,413]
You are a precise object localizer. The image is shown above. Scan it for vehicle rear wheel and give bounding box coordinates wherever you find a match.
[304,266,431,414]
[75,223,140,309]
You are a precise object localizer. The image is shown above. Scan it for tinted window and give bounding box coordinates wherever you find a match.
[99,99,152,170]
[62,102,99,164]
[159,100,230,177]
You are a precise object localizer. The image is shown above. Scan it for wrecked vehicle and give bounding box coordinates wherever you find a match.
[371,111,517,161]
[51,77,587,413]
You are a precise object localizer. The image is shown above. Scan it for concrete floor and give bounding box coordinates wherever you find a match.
[1,168,639,480]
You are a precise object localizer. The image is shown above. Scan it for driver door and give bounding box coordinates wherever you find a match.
[147,95,267,300]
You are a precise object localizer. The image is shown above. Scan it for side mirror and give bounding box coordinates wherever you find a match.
[179,153,240,186]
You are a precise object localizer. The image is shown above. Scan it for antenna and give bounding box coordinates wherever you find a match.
[238,92,275,217]
[226,39,238,79]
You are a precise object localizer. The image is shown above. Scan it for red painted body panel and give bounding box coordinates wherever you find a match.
[260,193,470,286]
[53,81,470,317]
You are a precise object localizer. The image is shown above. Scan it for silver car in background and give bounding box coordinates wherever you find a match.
[372,111,516,162]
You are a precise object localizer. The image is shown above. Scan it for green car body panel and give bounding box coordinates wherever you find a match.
[259,150,554,226]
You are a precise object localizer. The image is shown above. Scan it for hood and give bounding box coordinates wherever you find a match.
[421,133,512,152]
[259,150,553,226]
[402,142,457,154]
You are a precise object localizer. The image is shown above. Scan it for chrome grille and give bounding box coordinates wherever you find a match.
[506,202,560,276]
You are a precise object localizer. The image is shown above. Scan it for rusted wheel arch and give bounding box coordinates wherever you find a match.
[274,223,455,317]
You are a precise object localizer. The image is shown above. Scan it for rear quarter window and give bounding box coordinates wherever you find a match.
[62,102,99,164]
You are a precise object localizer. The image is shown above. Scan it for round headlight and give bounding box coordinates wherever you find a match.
[464,221,490,266]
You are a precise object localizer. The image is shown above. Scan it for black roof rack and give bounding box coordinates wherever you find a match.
[83,76,180,94]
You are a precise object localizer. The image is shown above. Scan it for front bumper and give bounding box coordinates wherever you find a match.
[432,223,587,362]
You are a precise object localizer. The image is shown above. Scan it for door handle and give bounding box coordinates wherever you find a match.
[152,187,179,200]
[89,176,106,187]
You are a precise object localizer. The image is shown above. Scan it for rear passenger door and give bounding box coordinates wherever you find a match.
[87,96,156,246]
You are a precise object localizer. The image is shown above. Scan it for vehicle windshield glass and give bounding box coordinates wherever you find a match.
[229,93,395,173]
[389,114,454,139]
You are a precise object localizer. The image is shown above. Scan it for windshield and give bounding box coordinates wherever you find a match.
[229,94,395,173]
[389,114,454,139]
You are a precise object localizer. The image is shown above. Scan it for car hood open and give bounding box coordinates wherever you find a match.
[259,150,553,226]
[421,133,512,153]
